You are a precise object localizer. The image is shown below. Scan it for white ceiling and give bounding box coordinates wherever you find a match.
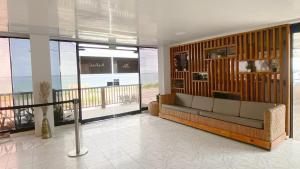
[0,0,300,46]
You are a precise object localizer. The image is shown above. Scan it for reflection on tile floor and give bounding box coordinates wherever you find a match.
[1,112,300,169]
[82,103,140,120]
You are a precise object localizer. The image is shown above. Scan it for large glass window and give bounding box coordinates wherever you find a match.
[140,48,159,108]
[0,38,34,131]
[10,38,33,93]
[50,41,78,90]
[50,41,78,125]
[79,43,140,120]
[0,38,12,94]
[1,37,158,130]
[10,38,34,130]
[0,38,13,131]
[50,41,62,90]
[60,42,78,90]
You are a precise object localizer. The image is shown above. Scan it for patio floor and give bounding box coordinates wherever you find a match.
[63,103,140,121]
[82,103,140,120]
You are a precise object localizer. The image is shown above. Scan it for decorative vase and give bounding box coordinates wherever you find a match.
[38,81,52,139]
[42,117,52,139]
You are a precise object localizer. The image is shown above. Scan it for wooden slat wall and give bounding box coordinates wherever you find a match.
[170,24,290,134]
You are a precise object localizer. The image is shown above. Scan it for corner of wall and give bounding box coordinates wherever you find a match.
[158,45,171,94]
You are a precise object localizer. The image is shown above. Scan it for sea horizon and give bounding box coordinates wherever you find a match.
[0,73,158,94]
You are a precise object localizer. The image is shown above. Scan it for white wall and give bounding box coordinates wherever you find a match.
[30,34,54,136]
[158,45,171,94]
[28,0,54,136]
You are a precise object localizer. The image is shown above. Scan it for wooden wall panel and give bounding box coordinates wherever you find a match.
[170,25,289,102]
[170,24,290,134]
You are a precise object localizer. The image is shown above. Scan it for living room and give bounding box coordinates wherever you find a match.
[1,0,300,169]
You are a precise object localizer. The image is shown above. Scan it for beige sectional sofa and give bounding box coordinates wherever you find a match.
[159,93,287,150]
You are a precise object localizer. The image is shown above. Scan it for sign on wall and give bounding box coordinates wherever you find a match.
[80,56,112,74]
[113,58,139,73]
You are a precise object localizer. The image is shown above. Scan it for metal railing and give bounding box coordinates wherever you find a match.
[0,84,139,131]
[53,84,139,110]
[0,92,34,131]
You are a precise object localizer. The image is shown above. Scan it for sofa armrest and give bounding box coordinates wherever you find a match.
[264,104,286,141]
[159,94,176,109]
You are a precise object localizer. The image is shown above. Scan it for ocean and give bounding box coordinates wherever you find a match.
[0,73,158,94]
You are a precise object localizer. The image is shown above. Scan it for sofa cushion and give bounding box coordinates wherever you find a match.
[200,111,263,129]
[191,96,214,111]
[175,93,193,107]
[240,101,276,120]
[162,104,199,114]
[213,98,240,116]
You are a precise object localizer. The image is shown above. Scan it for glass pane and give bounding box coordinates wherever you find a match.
[51,41,78,125]
[0,38,13,131]
[60,42,78,89]
[50,41,62,90]
[140,48,159,108]
[79,44,140,120]
[0,38,12,94]
[10,38,33,93]
[10,38,34,130]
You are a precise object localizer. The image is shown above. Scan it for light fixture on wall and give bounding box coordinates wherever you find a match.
[79,44,109,49]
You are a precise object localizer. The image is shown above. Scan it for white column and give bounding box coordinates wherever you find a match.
[30,35,54,136]
[158,45,171,94]
[28,0,54,136]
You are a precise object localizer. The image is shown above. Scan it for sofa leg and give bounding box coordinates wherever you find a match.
[269,133,287,150]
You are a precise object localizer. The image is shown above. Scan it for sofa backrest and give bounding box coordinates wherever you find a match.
[191,96,214,111]
[175,93,193,107]
[240,101,276,120]
[213,98,240,116]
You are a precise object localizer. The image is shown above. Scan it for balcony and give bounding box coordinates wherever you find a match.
[0,84,140,132]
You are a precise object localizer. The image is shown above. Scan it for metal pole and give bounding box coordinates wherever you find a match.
[68,99,88,157]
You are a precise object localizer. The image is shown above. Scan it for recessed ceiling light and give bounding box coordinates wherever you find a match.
[175,32,186,36]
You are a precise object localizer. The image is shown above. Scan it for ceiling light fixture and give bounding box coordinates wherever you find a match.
[79,44,109,49]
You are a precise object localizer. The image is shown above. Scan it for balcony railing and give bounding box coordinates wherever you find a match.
[53,84,139,110]
[0,84,139,131]
[0,92,34,131]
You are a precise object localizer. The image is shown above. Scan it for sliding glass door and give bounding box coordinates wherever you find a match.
[50,41,78,125]
[1,37,158,132]
[78,43,140,121]
[139,48,159,108]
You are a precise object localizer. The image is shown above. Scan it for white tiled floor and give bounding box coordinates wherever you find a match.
[81,103,140,120]
[1,112,300,169]
[62,103,140,121]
